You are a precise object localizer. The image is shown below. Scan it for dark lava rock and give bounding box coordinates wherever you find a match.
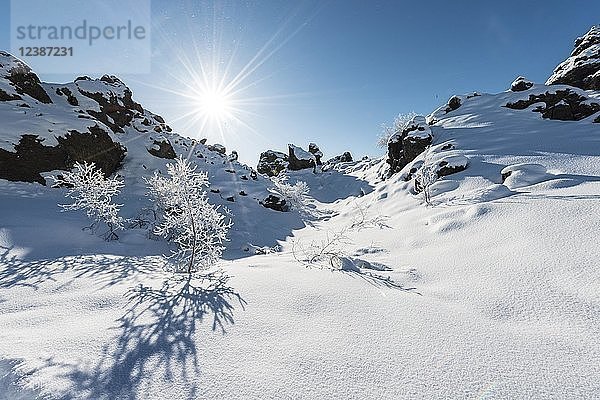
[257,150,288,177]
[501,170,512,183]
[308,143,323,165]
[387,115,433,176]
[510,76,534,92]
[0,88,21,101]
[207,143,226,155]
[56,126,126,176]
[445,96,462,112]
[505,89,600,121]
[55,87,79,106]
[546,25,600,90]
[0,135,68,184]
[288,144,316,171]
[437,160,468,178]
[0,51,51,104]
[147,138,176,159]
[76,75,144,133]
[326,151,353,164]
[0,125,125,184]
[260,194,289,212]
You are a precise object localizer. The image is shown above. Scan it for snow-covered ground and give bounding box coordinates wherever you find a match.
[1,55,600,398]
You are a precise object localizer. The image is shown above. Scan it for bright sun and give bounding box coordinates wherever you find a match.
[194,88,233,122]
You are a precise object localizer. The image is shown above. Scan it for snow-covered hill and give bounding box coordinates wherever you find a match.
[0,50,353,258]
[1,26,600,399]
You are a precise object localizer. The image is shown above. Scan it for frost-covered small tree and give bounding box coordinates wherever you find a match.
[146,156,231,273]
[377,112,417,149]
[52,161,124,240]
[271,174,310,212]
[414,148,438,205]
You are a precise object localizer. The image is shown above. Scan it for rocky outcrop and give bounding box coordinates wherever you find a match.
[510,76,533,92]
[257,150,288,177]
[326,151,353,164]
[387,116,433,176]
[288,144,316,171]
[147,138,176,159]
[505,89,600,121]
[77,75,145,133]
[0,125,125,184]
[260,194,289,212]
[0,135,68,184]
[0,51,51,104]
[546,25,600,90]
[308,143,323,165]
[55,126,126,176]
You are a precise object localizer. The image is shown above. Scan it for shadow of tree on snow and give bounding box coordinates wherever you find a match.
[4,264,247,400]
[60,272,245,399]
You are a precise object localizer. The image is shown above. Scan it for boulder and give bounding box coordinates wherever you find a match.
[308,143,323,165]
[445,95,462,112]
[288,144,316,171]
[510,76,534,92]
[260,194,289,212]
[257,150,288,177]
[546,25,600,90]
[147,138,176,159]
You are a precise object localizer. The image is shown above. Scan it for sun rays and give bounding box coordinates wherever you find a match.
[125,1,326,158]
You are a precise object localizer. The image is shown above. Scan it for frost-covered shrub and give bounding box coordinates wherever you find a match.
[146,156,231,273]
[377,112,417,149]
[414,147,437,205]
[271,174,310,211]
[52,161,124,240]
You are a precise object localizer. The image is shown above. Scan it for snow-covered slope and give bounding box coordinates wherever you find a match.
[1,39,600,400]
[0,51,313,258]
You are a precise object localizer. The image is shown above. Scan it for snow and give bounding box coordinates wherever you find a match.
[1,56,600,398]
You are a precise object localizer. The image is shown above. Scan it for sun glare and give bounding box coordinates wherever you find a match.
[194,88,233,121]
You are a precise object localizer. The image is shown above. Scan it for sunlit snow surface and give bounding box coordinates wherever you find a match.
[1,83,600,399]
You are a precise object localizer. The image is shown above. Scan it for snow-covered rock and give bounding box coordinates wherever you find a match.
[505,86,600,121]
[256,149,288,176]
[287,144,316,171]
[510,76,534,92]
[387,115,433,176]
[308,142,323,165]
[546,25,600,90]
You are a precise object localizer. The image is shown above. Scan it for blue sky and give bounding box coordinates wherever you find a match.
[1,1,599,165]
